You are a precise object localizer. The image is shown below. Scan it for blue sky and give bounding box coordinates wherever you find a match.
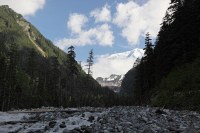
[27,0,148,61]
[0,0,170,77]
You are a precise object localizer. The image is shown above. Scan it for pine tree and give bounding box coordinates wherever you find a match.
[143,32,154,61]
[86,49,94,75]
[67,46,78,75]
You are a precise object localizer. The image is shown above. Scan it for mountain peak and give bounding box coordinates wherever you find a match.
[96,74,124,93]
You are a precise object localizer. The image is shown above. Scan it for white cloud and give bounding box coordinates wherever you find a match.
[113,0,170,45]
[55,13,114,49]
[67,13,88,33]
[90,48,144,78]
[0,0,46,16]
[56,0,170,50]
[90,4,111,23]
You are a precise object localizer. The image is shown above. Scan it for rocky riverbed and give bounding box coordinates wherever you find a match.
[0,106,200,133]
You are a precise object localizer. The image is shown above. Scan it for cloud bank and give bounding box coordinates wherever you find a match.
[113,0,170,45]
[56,0,170,50]
[55,12,114,49]
[0,0,46,16]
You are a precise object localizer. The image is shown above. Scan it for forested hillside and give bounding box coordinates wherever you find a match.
[121,0,200,110]
[0,5,115,111]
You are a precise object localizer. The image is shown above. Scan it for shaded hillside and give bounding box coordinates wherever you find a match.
[0,5,115,111]
[121,0,200,110]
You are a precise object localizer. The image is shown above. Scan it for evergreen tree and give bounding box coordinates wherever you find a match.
[143,32,154,61]
[67,46,78,75]
[86,49,94,75]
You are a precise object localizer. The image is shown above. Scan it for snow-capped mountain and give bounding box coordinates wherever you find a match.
[93,48,144,79]
[106,48,144,60]
[95,48,144,92]
[96,74,124,93]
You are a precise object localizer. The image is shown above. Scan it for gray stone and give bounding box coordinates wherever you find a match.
[143,127,155,133]
[63,129,71,133]
[59,123,66,128]
[81,125,87,130]
[44,125,50,131]
[88,116,95,122]
[117,126,123,132]
[103,130,110,133]
[49,121,57,128]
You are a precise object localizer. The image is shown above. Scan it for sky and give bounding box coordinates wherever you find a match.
[0,0,170,78]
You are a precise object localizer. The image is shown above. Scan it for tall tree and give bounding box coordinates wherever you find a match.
[133,33,155,104]
[86,49,94,75]
[67,46,78,75]
[143,32,154,61]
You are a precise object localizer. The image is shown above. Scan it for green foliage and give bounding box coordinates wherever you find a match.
[120,0,200,110]
[152,58,200,110]
[0,6,117,111]
[0,5,67,62]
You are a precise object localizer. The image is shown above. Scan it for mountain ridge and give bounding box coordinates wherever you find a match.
[0,5,116,111]
[95,48,143,92]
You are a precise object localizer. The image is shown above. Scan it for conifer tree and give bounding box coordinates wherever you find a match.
[67,46,78,75]
[143,32,154,61]
[86,49,94,75]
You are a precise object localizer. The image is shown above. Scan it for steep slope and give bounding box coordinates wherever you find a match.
[0,5,67,62]
[0,5,115,111]
[121,0,200,110]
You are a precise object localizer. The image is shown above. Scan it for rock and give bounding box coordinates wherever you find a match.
[44,125,50,131]
[167,127,179,132]
[107,127,115,132]
[59,123,66,128]
[84,127,92,133]
[143,127,155,133]
[71,121,76,125]
[97,117,101,121]
[117,126,123,132]
[70,129,80,133]
[99,119,107,124]
[103,130,110,133]
[155,109,167,115]
[63,129,71,133]
[115,116,120,121]
[81,125,87,130]
[168,118,174,122]
[49,121,57,128]
[74,127,81,132]
[82,113,85,117]
[26,129,44,133]
[88,116,95,122]
[185,126,198,133]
